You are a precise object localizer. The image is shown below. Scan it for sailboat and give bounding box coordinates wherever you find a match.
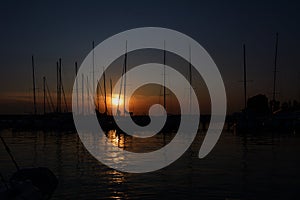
[233,44,272,132]
[95,64,115,131]
[95,41,187,133]
[233,34,300,133]
[95,42,125,131]
[0,134,58,199]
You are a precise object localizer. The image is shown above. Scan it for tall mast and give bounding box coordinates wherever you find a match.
[56,61,59,112]
[243,44,247,110]
[92,41,95,93]
[56,59,62,113]
[97,79,100,111]
[43,76,46,114]
[59,59,62,112]
[272,33,279,109]
[103,67,107,114]
[32,55,37,115]
[81,74,84,115]
[189,44,192,114]
[58,59,65,112]
[75,62,79,112]
[86,76,90,114]
[110,78,113,115]
[163,40,166,111]
[116,67,123,116]
[123,41,127,116]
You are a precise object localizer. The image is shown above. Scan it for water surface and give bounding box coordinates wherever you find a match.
[1,129,300,199]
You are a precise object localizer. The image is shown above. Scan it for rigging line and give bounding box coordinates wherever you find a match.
[61,79,68,112]
[46,81,55,112]
[0,135,20,171]
[45,91,51,113]
[117,66,124,115]
[0,172,8,189]
[43,77,53,113]
[98,84,104,99]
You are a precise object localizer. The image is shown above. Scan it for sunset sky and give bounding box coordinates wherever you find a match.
[0,0,300,114]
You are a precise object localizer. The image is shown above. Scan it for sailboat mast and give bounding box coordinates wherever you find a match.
[189,44,192,114]
[87,76,90,114]
[43,76,46,114]
[56,61,59,112]
[32,55,37,115]
[243,44,247,110]
[92,41,95,93]
[163,40,166,111]
[110,78,113,115]
[103,67,107,114]
[272,33,279,106]
[82,74,84,115]
[123,41,127,116]
[59,58,62,113]
[75,62,79,112]
[56,59,62,113]
[59,58,67,112]
[116,68,123,116]
[97,79,100,111]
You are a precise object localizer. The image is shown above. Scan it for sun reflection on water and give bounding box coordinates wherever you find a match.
[106,130,125,149]
[106,169,127,199]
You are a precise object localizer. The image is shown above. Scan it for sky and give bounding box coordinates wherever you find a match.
[0,0,300,114]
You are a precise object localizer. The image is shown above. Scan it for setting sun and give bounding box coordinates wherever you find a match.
[111,96,123,106]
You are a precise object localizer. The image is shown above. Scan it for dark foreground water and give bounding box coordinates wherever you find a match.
[1,129,300,200]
